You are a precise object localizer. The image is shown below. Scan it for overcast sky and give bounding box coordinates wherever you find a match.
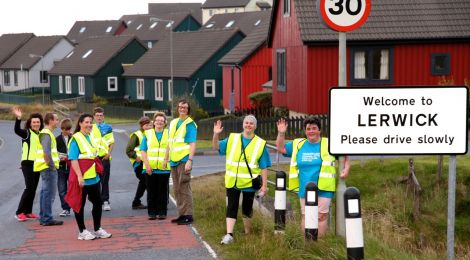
[0,0,204,36]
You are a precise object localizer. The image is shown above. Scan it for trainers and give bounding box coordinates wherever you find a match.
[171,216,183,223]
[94,228,112,239]
[15,213,27,222]
[40,220,64,226]
[78,229,96,240]
[25,213,39,219]
[103,201,111,211]
[220,234,234,245]
[148,215,157,220]
[59,210,71,217]
[132,204,147,210]
[177,215,194,225]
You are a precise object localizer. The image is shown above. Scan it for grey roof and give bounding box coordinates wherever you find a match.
[148,3,202,24]
[202,0,250,8]
[219,18,270,65]
[0,33,35,65]
[49,35,146,76]
[123,29,242,78]
[256,1,272,9]
[66,20,125,44]
[0,36,66,70]
[202,10,271,35]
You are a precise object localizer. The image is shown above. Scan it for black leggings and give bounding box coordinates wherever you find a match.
[74,182,102,232]
[16,161,40,215]
[226,188,255,219]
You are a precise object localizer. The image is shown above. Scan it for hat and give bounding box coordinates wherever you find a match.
[139,116,151,126]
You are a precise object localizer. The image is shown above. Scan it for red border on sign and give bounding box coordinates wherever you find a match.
[319,0,371,32]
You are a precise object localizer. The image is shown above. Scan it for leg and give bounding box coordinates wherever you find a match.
[146,174,158,217]
[177,163,193,217]
[57,168,71,211]
[171,166,181,215]
[299,198,306,232]
[87,182,102,231]
[241,191,255,234]
[132,163,146,207]
[225,188,241,234]
[39,169,57,224]
[100,158,111,203]
[74,185,89,232]
[16,162,37,215]
[155,174,170,216]
[318,197,332,237]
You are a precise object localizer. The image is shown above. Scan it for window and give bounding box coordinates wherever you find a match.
[276,49,286,92]
[105,26,112,33]
[40,71,48,83]
[14,70,18,86]
[204,79,216,97]
[108,77,118,91]
[168,80,173,101]
[4,70,10,86]
[78,76,85,95]
[136,24,143,30]
[66,51,74,58]
[59,76,63,93]
[154,79,163,101]
[147,41,153,48]
[351,47,393,84]
[137,79,145,99]
[225,20,235,28]
[166,21,173,28]
[79,27,86,33]
[283,0,290,16]
[127,20,133,25]
[150,22,158,29]
[82,49,93,59]
[431,53,450,76]
[254,19,261,26]
[209,9,214,16]
[65,76,72,94]
[205,23,214,28]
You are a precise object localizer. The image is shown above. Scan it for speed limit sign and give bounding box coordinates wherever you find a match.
[318,0,371,32]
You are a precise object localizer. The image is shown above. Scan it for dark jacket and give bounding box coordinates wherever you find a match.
[56,134,71,169]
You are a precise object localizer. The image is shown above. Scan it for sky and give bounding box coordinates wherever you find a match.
[0,0,204,36]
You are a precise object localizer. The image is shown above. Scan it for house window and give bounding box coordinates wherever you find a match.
[204,79,216,97]
[205,23,215,28]
[431,53,450,76]
[59,76,63,93]
[137,79,145,99]
[14,70,18,86]
[78,76,85,95]
[105,26,112,33]
[209,9,214,16]
[40,71,48,83]
[136,24,143,30]
[155,79,163,101]
[283,0,290,16]
[147,42,153,48]
[4,70,10,86]
[82,49,93,59]
[225,20,235,28]
[150,22,158,29]
[108,77,118,91]
[351,47,393,84]
[168,80,173,101]
[276,49,286,92]
[65,76,72,94]
[79,27,86,33]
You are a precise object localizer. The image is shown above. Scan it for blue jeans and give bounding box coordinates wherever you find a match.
[40,168,58,224]
[57,167,71,211]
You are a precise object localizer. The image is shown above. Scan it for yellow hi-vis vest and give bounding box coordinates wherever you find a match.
[91,124,114,157]
[225,133,266,189]
[69,132,98,180]
[143,129,170,171]
[168,117,197,162]
[129,130,144,165]
[22,129,40,161]
[34,128,60,172]
[288,137,337,192]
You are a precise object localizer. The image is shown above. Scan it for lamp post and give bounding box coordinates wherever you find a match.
[29,53,45,104]
[150,17,174,117]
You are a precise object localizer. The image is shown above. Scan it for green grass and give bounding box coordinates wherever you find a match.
[192,156,470,259]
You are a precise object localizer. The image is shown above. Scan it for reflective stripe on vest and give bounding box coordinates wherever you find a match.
[129,130,144,165]
[225,133,266,189]
[143,129,170,171]
[70,132,98,180]
[33,128,60,172]
[168,117,197,162]
[22,129,39,161]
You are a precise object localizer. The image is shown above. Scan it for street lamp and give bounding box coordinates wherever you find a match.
[29,53,45,105]
[150,17,174,117]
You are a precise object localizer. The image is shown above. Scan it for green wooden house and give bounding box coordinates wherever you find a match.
[122,29,244,114]
[49,35,147,101]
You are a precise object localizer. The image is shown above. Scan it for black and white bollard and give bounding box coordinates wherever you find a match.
[304,182,318,240]
[344,187,364,260]
[274,171,287,234]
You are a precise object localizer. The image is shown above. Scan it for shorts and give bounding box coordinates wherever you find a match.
[300,197,331,215]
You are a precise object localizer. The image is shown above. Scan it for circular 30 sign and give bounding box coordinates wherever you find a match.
[319,0,371,32]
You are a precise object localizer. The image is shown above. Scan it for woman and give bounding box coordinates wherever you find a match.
[13,107,43,222]
[276,116,350,237]
[212,115,271,245]
[66,114,112,240]
[140,112,171,220]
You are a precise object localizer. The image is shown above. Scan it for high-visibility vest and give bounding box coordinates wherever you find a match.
[21,129,40,161]
[69,132,98,180]
[129,130,144,165]
[143,129,170,171]
[91,124,114,157]
[288,137,337,192]
[168,117,197,162]
[33,128,60,171]
[225,133,266,189]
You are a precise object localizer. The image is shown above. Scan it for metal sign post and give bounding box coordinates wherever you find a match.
[447,155,456,260]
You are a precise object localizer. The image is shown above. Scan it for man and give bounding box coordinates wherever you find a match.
[126,116,152,209]
[91,107,114,211]
[164,99,197,225]
[56,118,73,217]
[34,112,63,226]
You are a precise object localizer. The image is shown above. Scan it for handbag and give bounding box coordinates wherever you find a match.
[241,135,262,190]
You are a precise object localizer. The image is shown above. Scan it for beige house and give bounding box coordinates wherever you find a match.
[202,0,272,24]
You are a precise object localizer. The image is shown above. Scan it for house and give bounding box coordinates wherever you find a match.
[66,20,127,44]
[49,35,147,101]
[148,2,202,24]
[120,12,201,49]
[202,10,271,35]
[219,18,272,112]
[268,0,470,116]
[202,0,272,24]
[0,36,74,93]
[123,29,245,114]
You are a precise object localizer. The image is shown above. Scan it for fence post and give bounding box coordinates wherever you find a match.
[344,187,364,260]
[305,182,318,240]
[274,171,287,234]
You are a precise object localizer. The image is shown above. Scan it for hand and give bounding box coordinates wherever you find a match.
[146,167,152,176]
[213,120,223,134]
[277,118,287,133]
[77,176,85,188]
[103,154,110,160]
[340,169,349,179]
[135,157,142,163]
[162,159,168,169]
[11,106,22,119]
[184,160,192,173]
[260,185,267,196]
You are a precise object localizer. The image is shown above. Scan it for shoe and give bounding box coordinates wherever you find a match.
[157,215,167,220]
[78,229,96,240]
[59,210,71,217]
[25,213,39,219]
[171,216,183,223]
[220,234,234,245]
[41,220,64,226]
[94,228,112,239]
[15,213,27,222]
[148,215,157,220]
[103,201,111,211]
[177,215,193,225]
[132,204,147,210]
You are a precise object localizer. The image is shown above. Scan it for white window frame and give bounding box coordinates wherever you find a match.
[168,79,173,101]
[65,76,72,94]
[147,41,153,49]
[283,0,290,17]
[136,79,145,100]
[204,79,216,97]
[58,76,63,93]
[78,76,85,95]
[107,76,118,91]
[4,70,10,86]
[154,79,163,101]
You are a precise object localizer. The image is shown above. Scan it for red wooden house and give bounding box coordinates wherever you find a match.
[268,0,470,115]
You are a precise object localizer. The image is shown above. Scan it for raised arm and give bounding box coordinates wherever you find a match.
[212,120,223,151]
[276,118,288,154]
